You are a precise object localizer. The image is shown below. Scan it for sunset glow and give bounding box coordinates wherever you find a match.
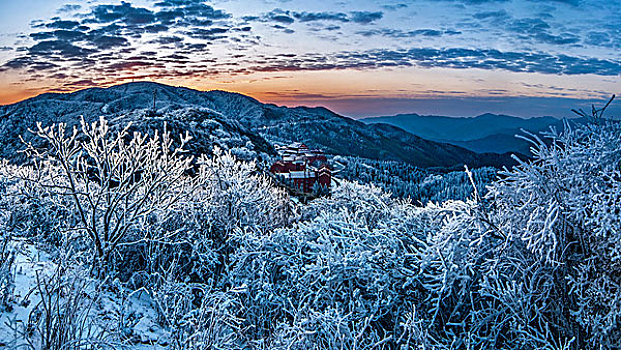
[0,0,619,117]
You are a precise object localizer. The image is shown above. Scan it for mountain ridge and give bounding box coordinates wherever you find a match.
[361,112,581,154]
[0,82,516,169]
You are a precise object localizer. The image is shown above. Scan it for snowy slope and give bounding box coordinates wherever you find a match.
[0,239,172,347]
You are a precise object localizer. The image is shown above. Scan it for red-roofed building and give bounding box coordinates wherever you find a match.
[270,142,331,194]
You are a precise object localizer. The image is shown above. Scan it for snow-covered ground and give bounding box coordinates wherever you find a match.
[0,239,169,348]
[0,238,55,346]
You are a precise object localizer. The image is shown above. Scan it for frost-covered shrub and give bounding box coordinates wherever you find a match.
[0,160,72,245]
[0,237,15,311]
[302,180,394,226]
[485,121,621,348]
[116,148,292,288]
[226,183,422,349]
[23,262,108,349]
[18,117,198,275]
[390,121,621,350]
[195,148,292,235]
[0,160,15,312]
[151,281,244,350]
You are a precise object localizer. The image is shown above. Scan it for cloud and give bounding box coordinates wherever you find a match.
[3,0,617,97]
[381,4,408,11]
[266,9,295,24]
[0,57,38,70]
[48,72,70,79]
[584,31,611,47]
[30,29,87,42]
[528,0,580,5]
[43,20,83,30]
[154,0,230,26]
[243,47,621,76]
[91,35,130,49]
[103,60,165,72]
[246,9,384,26]
[57,4,81,13]
[473,13,583,46]
[357,28,461,38]
[473,10,510,20]
[350,11,383,24]
[507,18,580,45]
[3,0,243,75]
[155,8,186,25]
[292,11,349,22]
[29,40,96,58]
[152,35,185,45]
[272,25,295,34]
[186,27,231,40]
[534,32,580,45]
[86,2,157,25]
[144,24,170,33]
[62,79,99,87]
[444,0,510,3]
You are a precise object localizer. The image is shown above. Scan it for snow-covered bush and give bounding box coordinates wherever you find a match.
[225,181,421,349]
[21,117,196,274]
[302,180,393,225]
[20,260,108,349]
[399,197,571,349]
[380,120,621,350]
[115,147,291,287]
[485,121,621,348]
[194,148,291,235]
[151,282,244,349]
[0,160,72,245]
[0,162,16,311]
[0,237,15,312]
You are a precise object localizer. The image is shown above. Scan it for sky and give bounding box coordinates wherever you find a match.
[0,0,619,118]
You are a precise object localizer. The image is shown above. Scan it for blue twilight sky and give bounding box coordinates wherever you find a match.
[0,0,619,118]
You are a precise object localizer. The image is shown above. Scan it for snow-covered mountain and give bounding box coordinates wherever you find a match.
[0,82,514,168]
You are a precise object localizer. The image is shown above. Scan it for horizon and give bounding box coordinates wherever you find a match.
[0,80,610,120]
[0,0,619,118]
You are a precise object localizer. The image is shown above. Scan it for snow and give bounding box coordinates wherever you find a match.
[0,239,54,344]
[0,239,172,348]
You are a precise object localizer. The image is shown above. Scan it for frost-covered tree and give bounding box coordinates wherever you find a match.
[400,119,621,350]
[224,180,423,349]
[485,121,621,348]
[336,155,496,203]
[22,117,196,273]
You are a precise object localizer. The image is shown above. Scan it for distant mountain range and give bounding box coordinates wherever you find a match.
[0,82,515,169]
[362,113,585,155]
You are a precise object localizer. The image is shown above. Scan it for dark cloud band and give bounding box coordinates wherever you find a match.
[245,47,621,76]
